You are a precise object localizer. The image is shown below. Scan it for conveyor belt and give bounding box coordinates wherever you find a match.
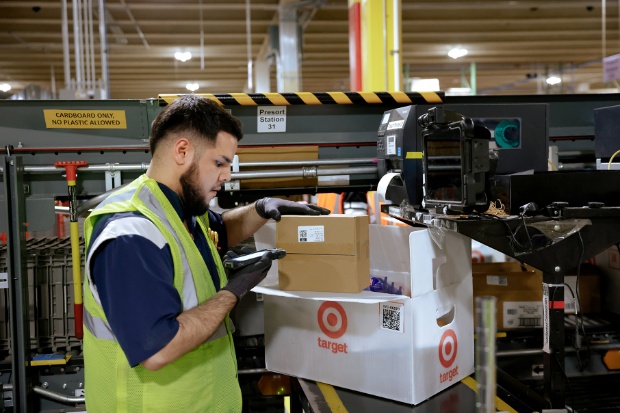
[566,374,620,413]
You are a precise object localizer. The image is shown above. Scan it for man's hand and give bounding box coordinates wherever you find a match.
[222,249,273,300]
[255,197,331,222]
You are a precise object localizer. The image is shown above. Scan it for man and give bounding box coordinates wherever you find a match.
[82,94,329,412]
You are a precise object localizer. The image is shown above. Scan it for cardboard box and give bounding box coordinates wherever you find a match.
[257,225,474,405]
[276,215,369,293]
[236,146,318,189]
[473,262,602,330]
[594,247,620,316]
[473,262,543,330]
[564,264,602,314]
[564,274,598,314]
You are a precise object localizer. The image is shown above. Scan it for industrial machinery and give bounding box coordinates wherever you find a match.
[3,92,620,412]
[417,106,493,214]
[377,102,549,210]
[377,99,620,412]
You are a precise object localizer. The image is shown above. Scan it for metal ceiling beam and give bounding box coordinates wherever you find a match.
[1,0,608,11]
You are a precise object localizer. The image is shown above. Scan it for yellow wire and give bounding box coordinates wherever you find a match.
[547,159,559,171]
[608,148,620,170]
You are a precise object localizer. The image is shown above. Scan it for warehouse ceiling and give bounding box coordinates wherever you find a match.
[0,0,619,100]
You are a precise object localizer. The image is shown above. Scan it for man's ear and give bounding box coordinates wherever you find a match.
[173,137,193,166]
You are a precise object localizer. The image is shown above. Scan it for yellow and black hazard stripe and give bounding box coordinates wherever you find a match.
[159,91,443,106]
[461,376,519,413]
[313,378,519,412]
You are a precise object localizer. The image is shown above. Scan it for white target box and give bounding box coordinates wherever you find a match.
[258,225,474,405]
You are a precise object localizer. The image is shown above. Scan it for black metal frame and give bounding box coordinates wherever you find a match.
[384,204,620,409]
[3,155,33,412]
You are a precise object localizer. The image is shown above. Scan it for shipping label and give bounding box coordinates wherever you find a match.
[543,284,550,353]
[486,275,508,286]
[379,302,404,333]
[503,301,543,329]
[298,225,324,242]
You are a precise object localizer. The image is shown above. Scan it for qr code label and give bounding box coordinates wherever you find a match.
[380,302,404,333]
[298,226,324,242]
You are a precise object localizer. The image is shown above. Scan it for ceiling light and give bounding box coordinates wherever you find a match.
[174,52,192,62]
[546,76,562,85]
[410,78,440,92]
[0,83,11,92]
[186,83,199,92]
[448,47,468,59]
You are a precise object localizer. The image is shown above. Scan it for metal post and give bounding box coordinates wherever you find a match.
[470,62,477,95]
[277,2,301,92]
[72,0,83,91]
[543,271,566,408]
[382,0,388,90]
[99,0,110,98]
[390,0,401,91]
[82,0,90,91]
[88,0,96,92]
[61,0,71,88]
[245,0,253,92]
[3,155,33,412]
[475,296,496,413]
[50,65,57,99]
[255,59,271,92]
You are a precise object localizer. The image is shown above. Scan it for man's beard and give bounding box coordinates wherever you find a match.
[180,161,209,217]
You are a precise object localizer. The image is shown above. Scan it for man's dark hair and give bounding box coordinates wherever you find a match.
[149,94,243,155]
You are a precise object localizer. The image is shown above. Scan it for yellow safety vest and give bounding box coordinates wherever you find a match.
[82,174,241,413]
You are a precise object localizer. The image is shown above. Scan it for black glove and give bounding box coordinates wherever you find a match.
[255,197,331,222]
[222,249,273,300]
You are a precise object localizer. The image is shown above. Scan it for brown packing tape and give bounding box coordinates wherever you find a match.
[278,243,359,256]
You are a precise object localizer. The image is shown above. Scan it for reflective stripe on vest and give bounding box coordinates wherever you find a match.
[83,305,115,341]
[83,301,230,344]
[136,185,198,310]
[84,181,229,344]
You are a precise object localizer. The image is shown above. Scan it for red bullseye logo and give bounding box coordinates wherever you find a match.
[472,250,485,263]
[438,329,458,368]
[317,301,348,339]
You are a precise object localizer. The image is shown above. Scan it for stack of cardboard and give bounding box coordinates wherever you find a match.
[472,261,601,331]
[276,215,369,293]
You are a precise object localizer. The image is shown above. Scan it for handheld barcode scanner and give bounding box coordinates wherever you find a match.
[223,248,286,270]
